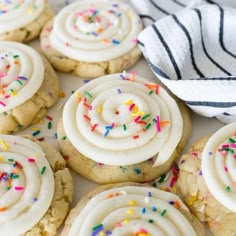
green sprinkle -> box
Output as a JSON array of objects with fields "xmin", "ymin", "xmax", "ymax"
[
  {"xmin": 158, "ymin": 174, "xmax": 166, "ymax": 183},
  {"xmin": 3, "ymin": 112, "xmax": 8, "ymax": 116},
  {"xmin": 229, "ymin": 137, "xmax": 236, "ymax": 143},
  {"xmin": 13, "ymin": 175, "xmax": 19, "ymax": 179},
  {"xmin": 148, "ymin": 219, "xmax": 154, "ymax": 223},
  {"xmin": 13, "ymin": 55, "xmax": 19, "ymax": 58},
  {"xmin": 40, "ymin": 166, "xmax": 46, "ymax": 175},
  {"xmin": 226, "ymin": 186, "xmax": 231, "ymax": 192},
  {"xmin": 54, "ymin": 133, "xmax": 58, "ymax": 139},
  {"xmin": 142, "ymin": 114, "xmax": 151, "ymax": 120},
  {"xmin": 84, "ymin": 91, "xmax": 92, "ymax": 98},
  {"xmin": 6, "ymin": 186, "xmax": 10, "ymax": 191},
  {"xmin": 161, "ymin": 209, "xmax": 167, "ymax": 216},
  {"xmin": 145, "ymin": 123, "xmax": 152, "ymax": 130},
  {"xmin": 16, "ymin": 80, "xmax": 23, "ymax": 86},
  {"xmin": 148, "ymin": 90, "xmax": 154, "ymax": 95},
  {"xmin": 120, "ymin": 166, "xmax": 128, "ymax": 173},
  {"xmin": 16, "ymin": 124, "xmax": 23, "ymax": 129},
  {"xmin": 61, "ymin": 136, "xmax": 67, "ymax": 140},
  {"xmin": 8, "ymin": 159, "xmax": 14, "ymax": 162},
  {"xmin": 92, "ymin": 223, "xmax": 103, "ymax": 231},
  {"xmin": 133, "ymin": 168, "xmax": 141, "ymax": 174},
  {"xmin": 229, "ymin": 149, "xmax": 235, "ymax": 154},
  {"xmin": 221, "ymin": 148, "xmax": 229, "ymax": 151},
  {"xmin": 152, "ymin": 182, "xmax": 157, "ymax": 187},
  {"xmin": 123, "ymin": 124, "xmax": 127, "ymax": 131},
  {"xmin": 48, "ymin": 122, "xmax": 52, "ymax": 130},
  {"xmin": 10, "ymin": 89, "xmax": 15, "ymax": 93}
]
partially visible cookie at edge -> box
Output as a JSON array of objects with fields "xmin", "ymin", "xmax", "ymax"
[
  {"xmin": 0, "ymin": 135, "xmax": 73, "ymax": 236},
  {"xmin": 0, "ymin": 1, "xmax": 53, "ymax": 43},
  {"xmin": 0, "ymin": 41, "xmax": 60, "ymax": 134},
  {"xmin": 61, "ymin": 182, "xmax": 204, "ymax": 236},
  {"xmin": 177, "ymin": 122, "xmax": 236, "ymax": 236}
]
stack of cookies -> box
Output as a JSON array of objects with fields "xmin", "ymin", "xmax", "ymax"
[{"xmin": 0, "ymin": 0, "xmax": 232, "ymax": 236}]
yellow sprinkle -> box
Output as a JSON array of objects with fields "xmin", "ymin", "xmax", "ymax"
[
  {"xmin": 123, "ymin": 219, "xmax": 129, "ymax": 224},
  {"xmin": 126, "ymin": 208, "xmax": 134, "ymax": 214},
  {"xmin": 28, "ymin": 6, "xmax": 33, "ymax": 14},
  {"xmin": 38, "ymin": 120, "xmax": 44, "ymax": 124},
  {"xmin": 133, "ymin": 105, "xmax": 139, "ymax": 113},
  {"xmin": 127, "ymin": 11, "xmax": 132, "ymax": 19},
  {"xmin": 32, "ymin": 127, "xmax": 40, "ymax": 131},
  {"xmin": 172, "ymin": 187, "xmax": 177, "ymax": 194},
  {"xmin": 131, "ymin": 111, "xmax": 145, "ymax": 117},
  {"xmin": 0, "ymin": 156, "xmax": 3, "ymax": 162},
  {"xmin": 129, "ymin": 200, "xmax": 136, "ymax": 206},
  {"xmin": 0, "ymin": 140, "xmax": 9, "ymax": 151},
  {"xmin": 10, "ymin": 91, "xmax": 16, "ymax": 96},
  {"xmin": 125, "ymin": 100, "xmax": 133, "ymax": 106},
  {"xmin": 186, "ymin": 195, "xmax": 197, "ymax": 206},
  {"xmin": 98, "ymin": 106, "xmax": 103, "ymax": 113},
  {"xmin": 99, "ymin": 231, "xmax": 105, "ymax": 236}
]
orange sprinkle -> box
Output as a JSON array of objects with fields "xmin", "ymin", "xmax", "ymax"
[
  {"xmin": 102, "ymin": 38, "xmax": 110, "ymax": 43},
  {"xmin": 59, "ymin": 91, "xmax": 66, "ymax": 98},
  {"xmin": 174, "ymin": 200, "xmax": 181, "ymax": 209},
  {"xmin": 160, "ymin": 121, "xmax": 170, "ymax": 127},
  {"xmin": 14, "ymin": 61, "xmax": 19, "ymax": 64},
  {"xmin": 0, "ymin": 207, "xmax": 7, "ymax": 212}
]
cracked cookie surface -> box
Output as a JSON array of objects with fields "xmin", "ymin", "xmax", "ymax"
[
  {"xmin": 0, "ymin": 56, "xmax": 59, "ymax": 134},
  {"xmin": 24, "ymin": 139, "xmax": 73, "ymax": 236},
  {"xmin": 177, "ymin": 135, "xmax": 236, "ymax": 236}
]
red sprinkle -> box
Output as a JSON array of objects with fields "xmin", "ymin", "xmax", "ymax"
[
  {"xmin": 46, "ymin": 115, "xmax": 53, "ymax": 121},
  {"xmin": 133, "ymin": 135, "xmax": 139, "ymax": 139}
]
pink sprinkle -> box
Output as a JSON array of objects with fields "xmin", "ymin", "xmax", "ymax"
[
  {"xmin": 28, "ymin": 158, "xmax": 35, "ymax": 163},
  {"xmin": 90, "ymin": 123, "xmax": 98, "ymax": 132},
  {"xmin": 0, "ymin": 72, "xmax": 7, "ymax": 78},
  {"xmin": 4, "ymin": 95, "xmax": 10, "ymax": 99},
  {"xmin": 170, "ymin": 176, "xmax": 177, "ymax": 188},
  {"xmin": 156, "ymin": 116, "xmax": 161, "ymax": 132},
  {"xmin": 134, "ymin": 116, "xmax": 141, "ymax": 123},
  {"xmin": 111, "ymin": 122, "xmax": 115, "ymax": 128},
  {"xmin": 45, "ymin": 27, "xmax": 52, "ymax": 32},
  {"xmin": 15, "ymin": 186, "xmax": 24, "ymax": 191},
  {"xmin": 96, "ymin": 16, "xmax": 101, "ymax": 22},
  {"xmin": 115, "ymin": 222, "xmax": 122, "ymax": 227},
  {"xmin": 231, "ymin": 144, "xmax": 236, "ymax": 148},
  {"xmin": 224, "ymin": 166, "xmax": 228, "ymax": 172},
  {"xmin": 192, "ymin": 152, "xmax": 198, "ymax": 157},
  {"xmin": 129, "ymin": 103, "xmax": 135, "ymax": 111},
  {"xmin": 222, "ymin": 144, "xmax": 229, "ymax": 148},
  {"xmin": 66, "ymin": 42, "xmax": 70, "ymax": 47},
  {"xmin": 89, "ymin": 8, "xmax": 95, "ymax": 13},
  {"xmin": 0, "ymin": 101, "xmax": 6, "ymax": 107},
  {"xmin": 132, "ymin": 38, "xmax": 138, "ymax": 43}
]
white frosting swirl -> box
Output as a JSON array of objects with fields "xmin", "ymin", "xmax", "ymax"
[
  {"xmin": 0, "ymin": 135, "xmax": 54, "ymax": 235},
  {"xmin": 49, "ymin": 0, "xmax": 142, "ymax": 62},
  {"xmin": 0, "ymin": 0, "xmax": 45, "ymax": 34},
  {"xmin": 68, "ymin": 186, "xmax": 197, "ymax": 236},
  {"xmin": 202, "ymin": 122, "xmax": 236, "ymax": 211},
  {"xmin": 63, "ymin": 73, "xmax": 183, "ymax": 167},
  {"xmin": 0, "ymin": 41, "xmax": 44, "ymax": 112}
]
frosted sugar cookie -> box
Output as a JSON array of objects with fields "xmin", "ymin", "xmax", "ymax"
[
  {"xmin": 0, "ymin": 135, "xmax": 73, "ymax": 236},
  {"xmin": 0, "ymin": 0, "xmax": 53, "ymax": 43},
  {"xmin": 40, "ymin": 0, "xmax": 142, "ymax": 78},
  {"xmin": 0, "ymin": 41, "xmax": 59, "ymax": 134},
  {"xmin": 177, "ymin": 122, "xmax": 236, "ymax": 236},
  {"xmin": 62, "ymin": 183, "xmax": 204, "ymax": 236},
  {"xmin": 57, "ymin": 72, "xmax": 191, "ymax": 184}
]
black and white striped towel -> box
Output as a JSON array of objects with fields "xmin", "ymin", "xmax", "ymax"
[{"xmin": 131, "ymin": 0, "xmax": 236, "ymax": 123}]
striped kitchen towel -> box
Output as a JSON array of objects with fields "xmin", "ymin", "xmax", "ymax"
[{"xmin": 131, "ymin": 0, "xmax": 236, "ymax": 123}]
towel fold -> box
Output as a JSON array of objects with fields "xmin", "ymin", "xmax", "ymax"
[{"xmin": 131, "ymin": 0, "xmax": 236, "ymax": 123}]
